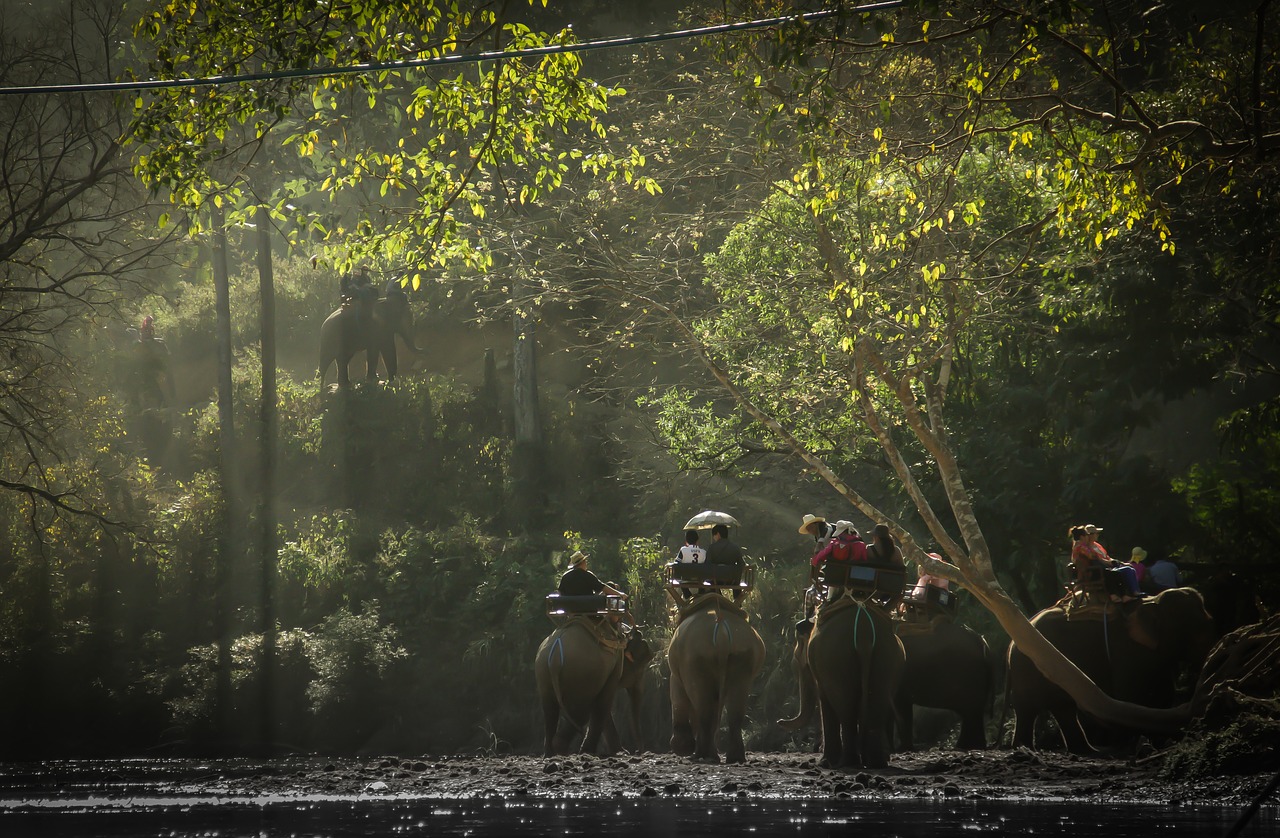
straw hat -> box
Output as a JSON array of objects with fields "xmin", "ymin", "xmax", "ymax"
[
  {"xmin": 798, "ymin": 513, "xmax": 826, "ymax": 534},
  {"xmin": 566, "ymin": 550, "xmax": 589, "ymax": 570},
  {"xmin": 1131, "ymin": 546, "xmax": 1148, "ymax": 562}
]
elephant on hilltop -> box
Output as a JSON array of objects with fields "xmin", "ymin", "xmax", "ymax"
[
  {"xmin": 667, "ymin": 593, "xmax": 765, "ymax": 764},
  {"xmin": 318, "ymin": 278, "xmax": 419, "ymax": 388},
  {"xmin": 1007, "ymin": 586, "xmax": 1217, "ymax": 753}
]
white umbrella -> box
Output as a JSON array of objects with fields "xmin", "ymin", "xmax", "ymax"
[{"xmin": 683, "ymin": 510, "xmax": 741, "ymax": 530}]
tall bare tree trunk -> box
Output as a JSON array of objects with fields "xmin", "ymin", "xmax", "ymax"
[
  {"xmin": 511, "ymin": 275, "xmax": 546, "ymax": 532},
  {"xmin": 255, "ymin": 205, "xmax": 278, "ymax": 751},
  {"xmin": 211, "ymin": 202, "xmax": 236, "ymax": 742}
]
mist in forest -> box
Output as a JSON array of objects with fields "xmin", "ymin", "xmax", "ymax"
[{"xmin": 1, "ymin": 0, "xmax": 1277, "ymax": 765}]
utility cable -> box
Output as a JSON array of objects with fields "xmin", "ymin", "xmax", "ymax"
[{"xmin": 0, "ymin": 2, "xmax": 903, "ymax": 97}]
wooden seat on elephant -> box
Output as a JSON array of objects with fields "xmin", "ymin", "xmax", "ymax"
[
  {"xmin": 545, "ymin": 592, "xmax": 627, "ymax": 622},
  {"xmin": 664, "ymin": 562, "xmax": 755, "ymax": 596},
  {"xmin": 1066, "ymin": 562, "xmax": 1129, "ymax": 604},
  {"xmin": 673, "ymin": 591, "xmax": 748, "ymax": 626},
  {"xmin": 819, "ymin": 562, "xmax": 904, "ymax": 603},
  {"xmin": 899, "ymin": 584, "xmax": 957, "ymax": 626}
]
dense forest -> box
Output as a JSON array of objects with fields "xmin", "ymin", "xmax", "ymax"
[{"xmin": 0, "ymin": 0, "xmax": 1277, "ymax": 763}]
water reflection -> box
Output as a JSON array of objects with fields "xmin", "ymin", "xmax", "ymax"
[{"xmin": 1, "ymin": 797, "xmax": 1272, "ymax": 838}]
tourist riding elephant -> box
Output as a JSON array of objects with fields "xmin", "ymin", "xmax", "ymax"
[
  {"xmin": 895, "ymin": 621, "xmax": 995, "ymax": 750},
  {"xmin": 806, "ymin": 597, "xmax": 904, "ymax": 768},
  {"xmin": 535, "ymin": 620, "xmax": 648, "ymax": 756},
  {"xmin": 1008, "ymin": 586, "xmax": 1218, "ymax": 753},
  {"xmin": 667, "ymin": 593, "xmax": 765, "ymax": 764},
  {"xmin": 318, "ymin": 279, "xmax": 420, "ymax": 388}
]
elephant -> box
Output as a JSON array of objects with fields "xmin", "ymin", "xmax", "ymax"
[
  {"xmin": 535, "ymin": 619, "xmax": 648, "ymax": 756},
  {"xmin": 779, "ymin": 617, "xmax": 993, "ymax": 752},
  {"xmin": 1007, "ymin": 586, "xmax": 1218, "ymax": 753},
  {"xmin": 318, "ymin": 279, "xmax": 419, "ymax": 388},
  {"xmin": 603, "ymin": 627, "xmax": 657, "ymax": 753},
  {"xmin": 667, "ymin": 593, "xmax": 765, "ymax": 764},
  {"xmin": 806, "ymin": 596, "xmax": 904, "ymax": 768},
  {"xmin": 895, "ymin": 620, "xmax": 994, "ymax": 750}
]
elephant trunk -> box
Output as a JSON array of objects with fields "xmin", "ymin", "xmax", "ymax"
[{"xmin": 777, "ymin": 633, "xmax": 816, "ymax": 731}]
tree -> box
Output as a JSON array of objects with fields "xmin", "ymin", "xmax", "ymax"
[
  {"xmin": 0, "ymin": 0, "xmax": 174, "ymax": 517},
  {"xmin": 609, "ymin": 0, "xmax": 1280, "ymax": 733}
]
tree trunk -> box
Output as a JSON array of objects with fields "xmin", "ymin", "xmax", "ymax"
[
  {"xmin": 661, "ymin": 297, "xmax": 1193, "ymax": 736},
  {"xmin": 210, "ymin": 201, "xmax": 236, "ymax": 743},
  {"xmin": 255, "ymin": 205, "xmax": 278, "ymax": 751},
  {"xmin": 510, "ymin": 278, "xmax": 546, "ymax": 532}
]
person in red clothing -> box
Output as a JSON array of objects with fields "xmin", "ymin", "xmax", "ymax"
[
  {"xmin": 1070, "ymin": 524, "xmax": 1142, "ymax": 600},
  {"xmin": 810, "ymin": 521, "xmax": 867, "ymax": 583}
]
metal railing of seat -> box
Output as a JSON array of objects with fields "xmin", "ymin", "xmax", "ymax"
[
  {"xmin": 900, "ymin": 583, "xmax": 958, "ymax": 619},
  {"xmin": 663, "ymin": 562, "xmax": 756, "ymax": 593},
  {"xmin": 544, "ymin": 592, "xmax": 628, "ymax": 619},
  {"xmin": 817, "ymin": 562, "xmax": 905, "ymax": 600}
]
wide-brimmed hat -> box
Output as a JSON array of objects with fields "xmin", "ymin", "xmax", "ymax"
[
  {"xmin": 798, "ymin": 513, "xmax": 826, "ymax": 534},
  {"xmin": 833, "ymin": 520, "xmax": 858, "ymax": 537},
  {"xmin": 567, "ymin": 550, "xmax": 589, "ymax": 569},
  {"xmin": 1084, "ymin": 523, "xmax": 1103, "ymax": 535},
  {"xmin": 1131, "ymin": 546, "xmax": 1148, "ymax": 562}
]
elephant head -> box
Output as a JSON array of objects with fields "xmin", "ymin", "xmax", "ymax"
[{"xmin": 1125, "ymin": 587, "xmax": 1218, "ymax": 675}]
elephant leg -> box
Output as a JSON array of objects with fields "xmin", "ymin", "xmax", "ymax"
[
  {"xmin": 817, "ymin": 694, "xmax": 843, "ymax": 768},
  {"xmin": 1012, "ymin": 705, "xmax": 1038, "ymax": 750},
  {"xmin": 337, "ymin": 354, "xmax": 352, "ymax": 388},
  {"xmin": 957, "ymin": 706, "xmax": 988, "ymax": 750},
  {"xmin": 1050, "ymin": 707, "xmax": 1095, "ymax": 754},
  {"xmin": 626, "ymin": 684, "xmax": 646, "ymax": 753},
  {"xmin": 669, "ymin": 666, "xmax": 695, "ymax": 757},
  {"xmin": 893, "ymin": 692, "xmax": 915, "ymax": 752},
  {"xmin": 599, "ymin": 709, "xmax": 623, "ymax": 755},
  {"xmin": 541, "ymin": 696, "xmax": 561, "ymax": 757},
  {"xmin": 722, "ymin": 663, "xmax": 752, "ymax": 764},
  {"xmin": 692, "ymin": 681, "xmax": 722, "ymax": 763},
  {"xmin": 860, "ymin": 687, "xmax": 895, "ymax": 769},
  {"xmin": 582, "ymin": 686, "xmax": 618, "ymax": 755},
  {"xmin": 382, "ymin": 338, "xmax": 398, "ymax": 380},
  {"xmin": 837, "ymin": 701, "xmax": 861, "ymax": 769}
]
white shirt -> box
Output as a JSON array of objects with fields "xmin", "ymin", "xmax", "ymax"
[{"xmin": 677, "ymin": 544, "xmax": 707, "ymax": 563}]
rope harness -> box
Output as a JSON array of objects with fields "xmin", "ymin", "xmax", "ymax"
[
  {"xmin": 815, "ymin": 594, "xmax": 889, "ymax": 650},
  {"xmin": 546, "ymin": 615, "xmax": 627, "ymax": 668}
]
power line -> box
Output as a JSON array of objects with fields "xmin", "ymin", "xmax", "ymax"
[{"xmin": 0, "ymin": 2, "xmax": 903, "ymax": 97}]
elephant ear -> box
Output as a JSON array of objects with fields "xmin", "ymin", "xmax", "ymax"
[{"xmin": 1127, "ymin": 605, "xmax": 1160, "ymax": 650}]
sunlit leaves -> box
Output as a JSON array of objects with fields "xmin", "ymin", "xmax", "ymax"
[{"xmin": 130, "ymin": 0, "xmax": 643, "ymax": 275}]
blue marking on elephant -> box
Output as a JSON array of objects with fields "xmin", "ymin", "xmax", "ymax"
[
  {"xmin": 548, "ymin": 635, "xmax": 565, "ymax": 667},
  {"xmin": 852, "ymin": 601, "xmax": 877, "ymax": 650},
  {"xmin": 712, "ymin": 620, "xmax": 733, "ymax": 647}
]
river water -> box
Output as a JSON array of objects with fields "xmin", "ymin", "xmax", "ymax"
[{"xmin": 2, "ymin": 795, "xmax": 1274, "ymax": 837}]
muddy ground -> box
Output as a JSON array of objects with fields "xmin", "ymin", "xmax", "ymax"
[{"xmin": 1, "ymin": 748, "xmax": 1275, "ymax": 808}]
